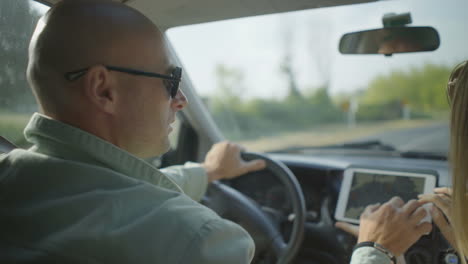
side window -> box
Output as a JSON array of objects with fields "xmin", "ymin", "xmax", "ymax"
[
  {"xmin": 0, "ymin": 0, "xmax": 48, "ymax": 147},
  {"xmin": 157, "ymin": 114, "xmax": 199, "ymax": 168}
]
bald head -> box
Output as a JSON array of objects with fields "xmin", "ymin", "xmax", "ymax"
[
  {"xmin": 27, "ymin": 0, "xmax": 164, "ymax": 115},
  {"xmin": 27, "ymin": 0, "xmax": 188, "ymax": 158}
]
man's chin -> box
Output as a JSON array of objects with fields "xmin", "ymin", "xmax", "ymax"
[
  {"xmin": 154, "ymin": 139, "xmax": 172, "ymax": 157},
  {"xmin": 138, "ymin": 139, "xmax": 171, "ymax": 159},
  {"xmin": 161, "ymin": 140, "xmax": 172, "ymax": 154}
]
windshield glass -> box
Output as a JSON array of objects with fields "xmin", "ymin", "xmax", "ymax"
[
  {"xmin": 168, "ymin": 0, "xmax": 466, "ymax": 155},
  {"xmin": 0, "ymin": 0, "xmax": 49, "ymax": 148}
]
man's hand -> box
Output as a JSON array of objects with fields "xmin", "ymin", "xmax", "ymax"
[
  {"xmin": 202, "ymin": 141, "xmax": 266, "ymax": 182},
  {"xmin": 419, "ymin": 187, "xmax": 456, "ymax": 248},
  {"xmin": 336, "ymin": 218, "xmax": 408, "ymax": 264},
  {"xmin": 357, "ymin": 197, "xmax": 432, "ymax": 256}
]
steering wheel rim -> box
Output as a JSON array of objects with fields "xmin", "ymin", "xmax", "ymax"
[{"xmin": 203, "ymin": 152, "xmax": 306, "ymax": 264}]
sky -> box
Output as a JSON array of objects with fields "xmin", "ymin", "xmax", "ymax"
[
  {"xmin": 30, "ymin": 1, "xmax": 48, "ymax": 13},
  {"xmin": 167, "ymin": 0, "xmax": 468, "ymax": 99},
  {"xmin": 29, "ymin": 0, "xmax": 468, "ymax": 100}
]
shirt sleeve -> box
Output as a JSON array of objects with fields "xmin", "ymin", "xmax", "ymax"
[
  {"xmin": 350, "ymin": 247, "xmax": 392, "ymax": 264},
  {"xmin": 161, "ymin": 162, "xmax": 208, "ymax": 202},
  {"xmin": 178, "ymin": 219, "xmax": 255, "ymax": 264}
]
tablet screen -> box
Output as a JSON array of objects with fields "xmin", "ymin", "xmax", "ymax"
[{"xmin": 345, "ymin": 172, "xmax": 425, "ymax": 220}]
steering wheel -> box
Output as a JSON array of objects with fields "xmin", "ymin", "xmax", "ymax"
[{"xmin": 202, "ymin": 152, "xmax": 306, "ymax": 264}]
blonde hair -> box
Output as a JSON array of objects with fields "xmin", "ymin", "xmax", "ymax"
[{"xmin": 447, "ymin": 60, "xmax": 468, "ymax": 262}]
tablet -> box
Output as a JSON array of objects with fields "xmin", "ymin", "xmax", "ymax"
[{"xmin": 335, "ymin": 167, "xmax": 437, "ymax": 224}]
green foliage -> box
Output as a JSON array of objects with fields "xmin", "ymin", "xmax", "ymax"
[
  {"xmin": 207, "ymin": 63, "xmax": 452, "ymax": 141},
  {"xmin": 356, "ymin": 100, "xmax": 430, "ymax": 121},
  {"xmin": 362, "ymin": 63, "xmax": 451, "ymax": 112},
  {"xmin": 207, "ymin": 85, "xmax": 342, "ymax": 140},
  {"xmin": 356, "ymin": 63, "xmax": 452, "ymax": 121}
]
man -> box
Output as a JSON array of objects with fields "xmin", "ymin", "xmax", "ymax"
[
  {"xmin": 0, "ymin": 0, "xmax": 265, "ymax": 263},
  {"xmin": 0, "ymin": 0, "xmax": 432, "ymax": 263}
]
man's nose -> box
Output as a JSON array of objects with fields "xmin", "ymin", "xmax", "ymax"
[{"xmin": 171, "ymin": 89, "xmax": 188, "ymax": 111}]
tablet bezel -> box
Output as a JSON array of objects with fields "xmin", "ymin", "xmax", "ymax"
[{"xmin": 335, "ymin": 168, "xmax": 437, "ymax": 224}]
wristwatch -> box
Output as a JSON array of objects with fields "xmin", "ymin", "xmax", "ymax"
[{"xmin": 353, "ymin": 241, "xmax": 397, "ymax": 264}]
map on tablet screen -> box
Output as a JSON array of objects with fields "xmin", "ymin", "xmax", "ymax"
[{"xmin": 335, "ymin": 168, "xmax": 436, "ymax": 224}]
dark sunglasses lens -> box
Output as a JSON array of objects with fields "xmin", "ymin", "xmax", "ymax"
[
  {"xmin": 173, "ymin": 67, "xmax": 182, "ymax": 78},
  {"xmin": 162, "ymin": 80, "xmax": 174, "ymax": 98},
  {"xmin": 172, "ymin": 81, "xmax": 179, "ymax": 98},
  {"xmin": 168, "ymin": 81, "xmax": 178, "ymax": 98},
  {"xmin": 170, "ymin": 67, "xmax": 182, "ymax": 98}
]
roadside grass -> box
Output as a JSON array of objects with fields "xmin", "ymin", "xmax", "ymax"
[
  {"xmin": 0, "ymin": 112, "xmax": 449, "ymax": 153},
  {"xmin": 0, "ymin": 112, "xmax": 32, "ymax": 148},
  {"xmin": 238, "ymin": 119, "xmax": 448, "ymax": 152}
]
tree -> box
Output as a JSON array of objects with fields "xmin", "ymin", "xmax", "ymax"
[
  {"xmin": 279, "ymin": 23, "xmax": 302, "ymax": 100},
  {"xmin": 280, "ymin": 54, "xmax": 302, "ymax": 100}
]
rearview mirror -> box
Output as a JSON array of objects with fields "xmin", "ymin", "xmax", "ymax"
[{"xmin": 339, "ymin": 27, "xmax": 440, "ymax": 56}]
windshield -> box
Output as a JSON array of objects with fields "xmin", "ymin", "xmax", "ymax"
[{"xmin": 168, "ymin": 0, "xmax": 466, "ymax": 155}]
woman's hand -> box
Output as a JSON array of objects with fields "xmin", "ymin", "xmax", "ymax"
[{"xmin": 418, "ymin": 187, "xmax": 456, "ymax": 247}]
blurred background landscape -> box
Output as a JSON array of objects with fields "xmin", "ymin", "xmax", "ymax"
[{"xmin": 0, "ymin": 0, "xmax": 460, "ymax": 153}]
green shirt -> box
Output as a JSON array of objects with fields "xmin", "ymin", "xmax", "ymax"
[
  {"xmin": 351, "ymin": 247, "xmax": 392, "ymax": 264},
  {"xmin": 0, "ymin": 113, "xmax": 255, "ymax": 263}
]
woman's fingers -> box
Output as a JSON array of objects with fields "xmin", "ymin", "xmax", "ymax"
[
  {"xmin": 418, "ymin": 192, "xmax": 456, "ymax": 247},
  {"xmin": 418, "ymin": 194, "xmax": 451, "ymax": 217},
  {"xmin": 431, "ymin": 206, "xmax": 456, "ymax": 247},
  {"xmin": 434, "ymin": 187, "xmax": 452, "ymax": 197},
  {"xmin": 431, "ymin": 206, "xmax": 450, "ymax": 230}
]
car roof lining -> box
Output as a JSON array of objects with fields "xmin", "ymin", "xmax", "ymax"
[{"xmin": 36, "ymin": 0, "xmax": 378, "ymax": 30}]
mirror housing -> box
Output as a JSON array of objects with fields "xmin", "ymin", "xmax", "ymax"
[{"xmin": 339, "ymin": 26, "xmax": 440, "ymax": 56}]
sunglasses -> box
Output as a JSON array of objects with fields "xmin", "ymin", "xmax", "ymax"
[{"xmin": 65, "ymin": 65, "xmax": 182, "ymax": 98}]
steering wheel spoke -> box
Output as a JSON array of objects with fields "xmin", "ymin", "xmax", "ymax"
[{"xmin": 203, "ymin": 152, "xmax": 306, "ymax": 264}]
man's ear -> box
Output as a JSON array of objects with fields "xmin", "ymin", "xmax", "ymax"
[{"xmin": 82, "ymin": 65, "xmax": 118, "ymax": 114}]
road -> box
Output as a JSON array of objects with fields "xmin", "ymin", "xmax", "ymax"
[
  {"xmin": 240, "ymin": 120, "xmax": 449, "ymax": 153},
  {"xmin": 359, "ymin": 122, "xmax": 449, "ymax": 154}
]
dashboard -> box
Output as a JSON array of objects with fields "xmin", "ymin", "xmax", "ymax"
[
  {"xmin": 229, "ymin": 164, "xmax": 332, "ymax": 223},
  {"xmin": 227, "ymin": 152, "xmax": 453, "ymax": 264}
]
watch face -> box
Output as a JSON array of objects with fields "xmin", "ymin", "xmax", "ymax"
[{"xmin": 444, "ymin": 253, "xmax": 459, "ymax": 264}]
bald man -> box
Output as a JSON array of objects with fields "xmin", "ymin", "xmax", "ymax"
[{"xmin": 0, "ymin": 0, "xmax": 266, "ymax": 263}]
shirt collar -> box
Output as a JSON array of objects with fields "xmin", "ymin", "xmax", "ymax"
[{"xmin": 24, "ymin": 113, "xmax": 183, "ymax": 193}]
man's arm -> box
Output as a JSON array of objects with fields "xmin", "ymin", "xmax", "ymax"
[
  {"xmin": 177, "ymin": 218, "xmax": 255, "ymax": 264},
  {"xmin": 162, "ymin": 141, "xmax": 266, "ymax": 201},
  {"xmin": 335, "ymin": 222, "xmax": 393, "ymax": 264},
  {"xmin": 351, "ymin": 247, "xmax": 393, "ymax": 264},
  {"xmin": 161, "ymin": 162, "xmax": 208, "ymax": 201}
]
